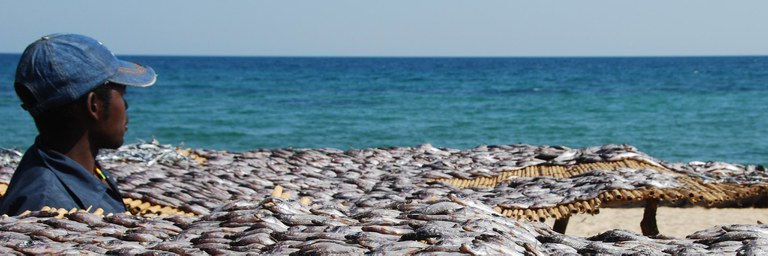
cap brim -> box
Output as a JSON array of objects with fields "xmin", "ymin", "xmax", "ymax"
[{"xmin": 108, "ymin": 60, "xmax": 157, "ymax": 87}]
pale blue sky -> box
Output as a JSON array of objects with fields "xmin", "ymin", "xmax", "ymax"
[{"xmin": 1, "ymin": 1, "xmax": 767, "ymax": 57}]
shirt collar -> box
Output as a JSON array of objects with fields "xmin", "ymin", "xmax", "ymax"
[{"xmin": 32, "ymin": 140, "xmax": 114, "ymax": 210}]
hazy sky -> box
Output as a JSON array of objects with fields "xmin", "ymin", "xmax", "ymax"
[{"xmin": 1, "ymin": 1, "xmax": 767, "ymax": 57}]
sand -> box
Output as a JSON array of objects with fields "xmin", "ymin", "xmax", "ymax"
[{"xmin": 545, "ymin": 207, "xmax": 768, "ymax": 238}]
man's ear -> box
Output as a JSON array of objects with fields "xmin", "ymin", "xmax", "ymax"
[{"xmin": 85, "ymin": 91, "xmax": 101, "ymax": 121}]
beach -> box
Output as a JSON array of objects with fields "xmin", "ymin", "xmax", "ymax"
[{"xmin": 550, "ymin": 207, "xmax": 768, "ymax": 238}]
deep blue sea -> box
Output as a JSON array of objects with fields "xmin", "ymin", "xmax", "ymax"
[{"xmin": 1, "ymin": 55, "xmax": 766, "ymax": 165}]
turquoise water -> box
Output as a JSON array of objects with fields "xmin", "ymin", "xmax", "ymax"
[{"xmin": 1, "ymin": 55, "xmax": 766, "ymax": 165}]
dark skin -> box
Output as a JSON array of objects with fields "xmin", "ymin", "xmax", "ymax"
[{"xmin": 37, "ymin": 84, "xmax": 129, "ymax": 182}]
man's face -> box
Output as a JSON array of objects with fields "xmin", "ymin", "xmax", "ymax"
[{"xmin": 95, "ymin": 85, "xmax": 128, "ymax": 149}]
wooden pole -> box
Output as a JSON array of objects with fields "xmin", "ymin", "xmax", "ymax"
[
  {"xmin": 640, "ymin": 198, "xmax": 660, "ymax": 236},
  {"xmin": 553, "ymin": 216, "xmax": 570, "ymax": 234}
]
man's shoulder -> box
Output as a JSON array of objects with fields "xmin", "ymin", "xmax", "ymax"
[
  {"xmin": 0, "ymin": 164, "xmax": 73, "ymax": 215},
  {"xmin": 14, "ymin": 144, "xmax": 75, "ymax": 182},
  {"xmin": 9, "ymin": 164, "xmax": 67, "ymax": 195},
  {"xmin": 6, "ymin": 158, "xmax": 68, "ymax": 198},
  {"xmin": 12, "ymin": 164, "xmax": 60, "ymax": 183}
]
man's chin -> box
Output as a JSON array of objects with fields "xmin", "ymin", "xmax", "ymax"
[{"xmin": 103, "ymin": 139, "xmax": 125, "ymax": 150}]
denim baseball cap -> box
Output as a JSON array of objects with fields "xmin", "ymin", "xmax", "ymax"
[{"xmin": 15, "ymin": 33, "xmax": 156, "ymax": 116}]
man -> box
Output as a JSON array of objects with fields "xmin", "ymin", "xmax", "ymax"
[{"xmin": 0, "ymin": 34, "xmax": 156, "ymax": 215}]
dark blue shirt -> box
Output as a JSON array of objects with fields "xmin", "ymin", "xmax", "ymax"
[{"xmin": 0, "ymin": 139, "xmax": 126, "ymax": 215}]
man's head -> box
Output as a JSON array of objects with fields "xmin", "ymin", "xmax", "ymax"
[{"xmin": 14, "ymin": 34, "xmax": 156, "ymax": 149}]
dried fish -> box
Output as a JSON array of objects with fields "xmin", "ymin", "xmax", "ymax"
[
  {"xmin": 30, "ymin": 229, "xmax": 70, "ymax": 242},
  {"xmin": 0, "ymin": 222, "xmax": 47, "ymax": 233},
  {"xmin": 588, "ymin": 229, "xmax": 651, "ymax": 243},
  {"xmin": 415, "ymin": 201, "xmax": 464, "ymax": 215},
  {"xmin": 42, "ymin": 218, "xmax": 91, "ymax": 232},
  {"xmin": 295, "ymin": 240, "xmax": 367, "ymax": 255},
  {"xmin": 346, "ymin": 231, "xmax": 401, "ymax": 250},
  {"xmin": 276, "ymin": 213, "xmax": 331, "ymax": 226},
  {"xmin": 10, "ymin": 240, "xmax": 76, "ymax": 255},
  {"xmin": 66, "ymin": 212, "xmax": 105, "ymax": 226},
  {"xmin": 121, "ymin": 232, "xmax": 163, "ymax": 243},
  {"xmin": 226, "ymin": 232, "xmax": 272, "ymax": 247},
  {"xmin": 370, "ymin": 241, "xmax": 430, "ymax": 255},
  {"xmin": 361, "ymin": 225, "xmax": 411, "ymax": 236},
  {"xmin": 1, "ymin": 141, "xmax": 767, "ymax": 255}
]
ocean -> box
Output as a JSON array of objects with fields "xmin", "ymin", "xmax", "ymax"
[{"xmin": 1, "ymin": 55, "xmax": 766, "ymax": 165}]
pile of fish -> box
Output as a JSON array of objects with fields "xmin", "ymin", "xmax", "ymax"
[
  {"xmin": 4, "ymin": 196, "xmax": 768, "ymax": 255},
  {"xmin": 0, "ymin": 141, "xmax": 766, "ymax": 254},
  {"xmin": 0, "ymin": 148, "xmax": 21, "ymax": 196}
]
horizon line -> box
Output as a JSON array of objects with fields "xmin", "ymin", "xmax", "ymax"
[{"xmin": 0, "ymin": 52, "xmax": 766, "ymax": 59}]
